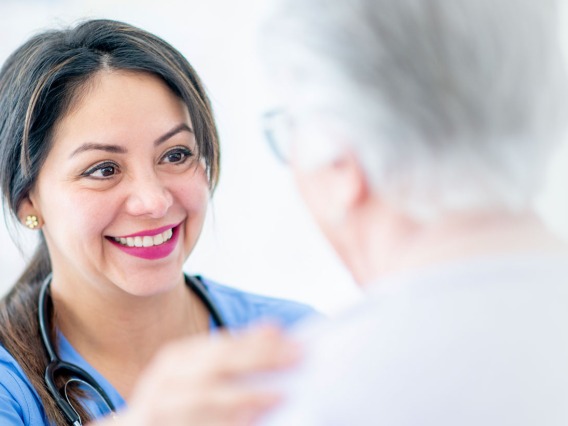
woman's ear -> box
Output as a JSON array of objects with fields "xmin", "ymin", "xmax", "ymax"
[{"xmin": 18, "ymin": 196, "xmax": 42, "ymax": 230}]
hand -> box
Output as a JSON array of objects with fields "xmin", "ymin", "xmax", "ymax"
[{"xmin": 97, "ymin": 325, "xmax": 301, "ymax": 426}]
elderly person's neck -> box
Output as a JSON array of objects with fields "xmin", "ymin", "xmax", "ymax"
[{"xmin": 347, "ymin": 206, "xmax": 566, "ymax": 286}]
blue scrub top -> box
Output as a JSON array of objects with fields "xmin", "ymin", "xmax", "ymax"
[{"xmin": 0, "ymin": 277, "xmax": 315, "ymax": 425}]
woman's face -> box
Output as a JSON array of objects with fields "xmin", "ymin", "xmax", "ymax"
[{"xmin": 27, "ymin": 70, "xmax": 209, "ymax": 296}]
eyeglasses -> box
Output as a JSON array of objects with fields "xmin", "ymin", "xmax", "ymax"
[{"xmin": 262, "ymin": 109, "xmax": 293, "ymax": 164}]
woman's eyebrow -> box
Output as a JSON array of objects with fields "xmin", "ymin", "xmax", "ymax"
[
  {"xmin": 68, "ymin": 124, "xmax": 194, "ymax": 158},
  {"xmin": 154, "ymin": 123, "xmax": 194, "ymax": 147},
  {"xmin": 69, "ymin": 143, "xmax": 126, "ymax": 158}
]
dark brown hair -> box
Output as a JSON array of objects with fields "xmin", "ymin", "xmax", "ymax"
[{"xmin": 0, "ymin": 19, "xmax": 220, "ymax": 424}]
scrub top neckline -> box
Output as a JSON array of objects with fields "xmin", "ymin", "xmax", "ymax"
[
  {"xmin": 57, "ymin": 332, "xmax": 126, "ymax": 411},
  {"xmin": 57, "ymin": 315, "xmax": 219, "ymax": 413}
]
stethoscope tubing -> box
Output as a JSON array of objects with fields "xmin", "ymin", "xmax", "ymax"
[{"xmin": 38, "ymin": 273, "xmax": 226, "ymax": 425}]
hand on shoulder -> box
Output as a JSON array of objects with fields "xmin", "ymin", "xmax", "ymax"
[{"xmin": 92, "ymin": 325, "xmax": 302, "ymax": 426}]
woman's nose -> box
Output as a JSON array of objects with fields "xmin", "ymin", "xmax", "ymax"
[{"xmin": 125, "ymin": 173, "xmax": 173, "ymax": 219}]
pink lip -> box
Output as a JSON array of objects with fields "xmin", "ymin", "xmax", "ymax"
[
  {"xmin": 107, "ymin": 225, "xmax": 181, "ymax": 260},
  {"xmin": 115, "ymin": 223, "xmax": 178, "ymax": 238}
]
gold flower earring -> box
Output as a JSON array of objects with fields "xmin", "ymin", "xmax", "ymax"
[{"xmin": 25, "ymin": 215, "xmax": 40, "ymax": 229}]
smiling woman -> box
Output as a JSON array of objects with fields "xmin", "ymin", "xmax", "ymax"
[
  {"xmin": 0, "ymin": 19, "xmax": 313, "ymax": 426},
  {"xmin": 31, "ymin": 70, "xmax": 211, "ymax": 298}
]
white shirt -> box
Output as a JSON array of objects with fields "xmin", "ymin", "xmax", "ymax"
[{"xmin": 261, "ymin": 253, "xmax": 568, "ymax": 425}]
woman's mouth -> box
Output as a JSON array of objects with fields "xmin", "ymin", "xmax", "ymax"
[
  {"xmin": 112, "ymin": 228, "xmax": 173, "ymax": 248},
  {"xmin": 107, "ymin": 224, "xmax": 180, "ymax": 260}
]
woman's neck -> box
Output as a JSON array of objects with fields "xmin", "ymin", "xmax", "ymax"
[{"xmin": 49, "ymin": 273, "xmax": 209, "ymax": 399}]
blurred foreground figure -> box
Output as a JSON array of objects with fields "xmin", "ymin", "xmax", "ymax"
[{"xmin": 259, "ymin": 0, "xmax": 568, "ymax": 424}]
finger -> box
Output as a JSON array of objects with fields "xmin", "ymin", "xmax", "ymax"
[
  {"xmin": 207, "ymin": 326, "xmax": 302, "ymax": 378},
  {"xmin": 204, "ymin": 385, "xmax": 282, "ymax": 424},
  {"xmin": 159, "ymin": 325, "xmax": 301, "ymax": 376},
  {"xmin": 141, "ymin": 325, "xmax": 302, "ymax": 397}
]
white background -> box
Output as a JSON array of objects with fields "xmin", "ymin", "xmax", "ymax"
[{"xmin": 0, "ymin": 0, "xmax": 567, "ymax": 314}]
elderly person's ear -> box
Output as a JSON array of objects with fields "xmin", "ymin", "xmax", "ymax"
[{"xmin": 293, "ymin": 148, "xmax": 370, "ymax": 226}]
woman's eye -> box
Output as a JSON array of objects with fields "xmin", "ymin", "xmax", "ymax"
[
  {"xmin": 82, "ymin": 162, "xmax": 119, "ymax": 179},
  {"xmin": 161, "ymin": 147, "xmax": 193, "ymax": 164}
]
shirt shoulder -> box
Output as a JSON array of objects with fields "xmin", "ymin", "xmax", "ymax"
[
  {"xmin": 262, "ymin": 256, "xmax": 568, "ymax": 425},
  {"xmin": 198, "ymin": 276, "xmax": 317, "ymax": 330},
  {"xmin": 0, "ymin": 345, "xmax": 49, "ymax": 425}
]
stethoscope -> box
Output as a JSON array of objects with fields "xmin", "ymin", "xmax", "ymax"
[{"xmin": 38, "ymin": 273, "xmax": 226, "ymax": 426}]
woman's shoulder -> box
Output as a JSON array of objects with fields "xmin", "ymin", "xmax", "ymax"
[
  {"xmin": 198, "ymin": 276, "xmax": 317, "ymax": 330},
  {"xmin": 0, "ymin": 345, "xmax": 48, "ymax": 425}
]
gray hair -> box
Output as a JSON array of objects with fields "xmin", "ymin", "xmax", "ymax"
[{"xmin": 261, "ymin": 0, "xmax": 568, "ymax": 221}]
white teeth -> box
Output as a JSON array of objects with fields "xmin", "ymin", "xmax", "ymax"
[{"xmin": 114, "ymin": 228, "xmax": 174, "ymax": 248}]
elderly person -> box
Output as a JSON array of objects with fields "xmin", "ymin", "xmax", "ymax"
[{"xmin": 258, "ymin": 0, "xmax": 568, "ymax": 424}]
